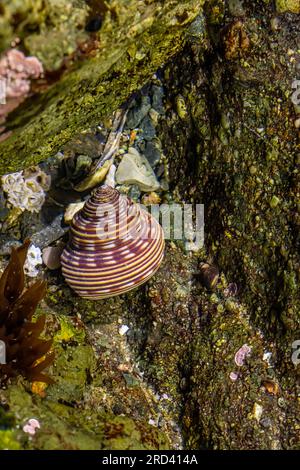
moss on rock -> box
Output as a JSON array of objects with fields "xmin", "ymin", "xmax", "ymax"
[
  {"xmin": 275, "ymin": 0, "xmax": 300, "ymax": 13},
  {"xmin": 0, "ymin": 0, "xmax": 205, "ymax": 175},
  {"xmin": 0, "ymin": 312, "xmax": 170, "ymax": 450}
]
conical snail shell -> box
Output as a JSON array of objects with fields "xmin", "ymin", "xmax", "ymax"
[{"xmin": 61, "ymin": 185, "xmax": 165, "ymax": 299}]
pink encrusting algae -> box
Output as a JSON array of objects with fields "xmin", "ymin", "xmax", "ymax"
[
  {"xmin": 234, "ymin": 344, "xmax": 252, "ymax": 367},
  {"xmin": 23, "ymin": 418, "xmax": 41, "ymax": 435},
  {"xmin": 0, "ymin": 49, "xmax": 44, "ymax": 139}
]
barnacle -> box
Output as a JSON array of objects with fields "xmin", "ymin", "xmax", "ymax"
[
  {"xmin": 0, "ymin": 240, "xmax": 54, "ymax": 385},
  {"xmin": 1, "ymin": 166, "xmax": 50, "ymax": 213}
]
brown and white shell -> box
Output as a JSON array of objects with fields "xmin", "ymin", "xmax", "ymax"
[{"xmin": 61, "ymin": 185, "xmax": 165, "ymax": 299}]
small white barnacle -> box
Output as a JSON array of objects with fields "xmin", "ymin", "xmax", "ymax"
[{"xmin": 1, "ymin": 167, "xmax": 50, "ymax": 213}]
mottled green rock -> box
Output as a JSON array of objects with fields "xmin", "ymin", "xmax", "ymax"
[
  {"xmin": 0, "ymin": 313, "xmax": 170, "ymax": 450},
  {"xmin": 0, "ymin": 0, "xmax": 205, "ymax": 175},
  {"xmin": 275, "ymin": 0, "xmax": 300, "ymax": 13},
  {"xmin": 0, "ymin": 430, "xmax": 20, "ymax": 450},
  {"xmin": 0, "ymin": 0, "xmax": 89, "ymax": 69},
  {"xmin": 154, "ymin": 0, "xmax": 299, "ymax": 449}
]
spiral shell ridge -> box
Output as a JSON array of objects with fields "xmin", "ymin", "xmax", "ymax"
[{"xmin": 61, "ymin": 185, "xmax": 165, "ymax": 299}]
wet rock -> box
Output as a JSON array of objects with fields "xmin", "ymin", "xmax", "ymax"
[
  {"xmin": 126, "ymin": 96, "xmax": 151, "ymax": 129},
  {"xmin": 28, "ymin": 214, "xmax": 68, "ymax": 250},
  {"xmin": 159, "ymin": 179, "xmax": 169, "ymax": 191},
  {"xmin": 72, "ymin": 155, "xmax": 93, "ymax": 179},
  {"xmin": 128, "ymin": 184, "xmax": 141, "ymax": 201},
  {"xmin": 63, "ymin": 133, "xmax": 106, "ymax": 160},
  {"xmin": 0, "ymin": 49, "xmax": 44, "ymax": 129},
  {"xmin": 260, "ymin": 418, "xmax": 273, "ymax": 429},
  {"xmin": 0, "ymin": 190, "xmax": 9, "ymax": 221},
  {"xmin": 140, "ymin": 115, "xmax": 157, "ymax": 141},
  {"xmin": 116, "ymin": 147, "xmax": 160, "ymax": 192},
  {"xmin": 228, "ymin": 0, "xmax": 245, "ymax": 17},
  {"xmin": 154, "ymin": 0, "xmax": 299, "ymax": 450},
  {"xmin": 151, "ymin": 85, "xmax": 165, "ymax": 115},
  {"xmin": 42, "ymin": 244, "xmax": 65, "ymax": 270},
  {"xmin": 0, "ymin": 237, "xmax": 22, "ymax": 256},
  {"xmin": 20, "ymin": 212, "xmax": 46, "ymax": 239},
  {"xmin": 143, "ymin": 140, "xmax": 162, "ymax": 167},
  {"xmin": 187, "ymin": 14, "xmax": 207, "ymax": 39},
  {"xmin": 275, "ymin": 0, "xmax": 300, "ymax": 13}
]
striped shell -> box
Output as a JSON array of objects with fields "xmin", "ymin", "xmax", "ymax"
[{"xmin": 61, "ymin": 185, "xmax": 165, "ymax": 299}]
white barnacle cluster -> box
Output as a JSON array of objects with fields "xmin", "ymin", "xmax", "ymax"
[
  {"xmin": 1, "ymin": 166, "xmax": 51, "ymax": 213},
  {"xmin": 24, "ymin": 244, "xmax": 43, "ymax": 278}
]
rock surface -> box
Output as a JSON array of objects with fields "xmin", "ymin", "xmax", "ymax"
[
  {"xmin": 0, "ymin": 0, "xmax": 299, "ymax": 451},
  {"xmin": 116, "ymin": 147, "xmax": 160, "ymax": 192},
  {"xmin": 0, "ymin": 0, "xmax": 205, "ymax": 174}
]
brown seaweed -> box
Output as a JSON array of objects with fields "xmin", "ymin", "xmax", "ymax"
[{"xmin": 0, "ymin": 240, "xmax": 54, "ymax": 385}]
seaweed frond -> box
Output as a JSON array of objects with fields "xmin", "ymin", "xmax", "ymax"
[{"xmin": 0, "ymin": 240, "xmax": 54, "ymax": 385}]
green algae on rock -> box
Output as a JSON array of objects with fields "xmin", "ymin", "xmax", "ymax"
[
  {"xmin": 0, "ymin": 0, "xmax": 90, "ymax": 70},
  {"xmin": 275, "ymin": 0, "xmax": 300, "ymax": 13},
  {"xmin": 0, "ymin": 385, "xmax": 169, "ymax": 450},
  {"xmin": 0, "ymin": 0, "xmax": 205, "ymax": 175},
  {"xmin": 0, "ymin": 311, "xmax": 171, "ymax": 450},
  {"xmin": 153, "ymin": 0, "xmax": 299, "ymax": 449}
]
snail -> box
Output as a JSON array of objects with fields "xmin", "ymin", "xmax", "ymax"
[{"xmin": 61, "ymin": 185, "xmax": 165, "ymax": 299}]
